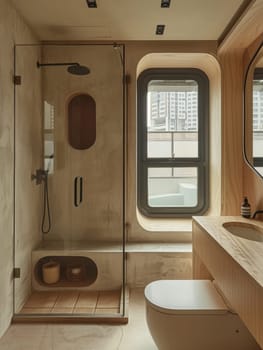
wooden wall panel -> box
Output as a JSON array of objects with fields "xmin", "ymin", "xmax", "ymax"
[
  {"xmin": 218, "ymin": 0, "xmax": 263, "ymax": 52},
  {"xmin": 218, "ymin": 0, "xmax": 263, "ymax": 215},
  {"xmin": 219, "ymin": 52, "xmax": 244, "ymax": 215}
]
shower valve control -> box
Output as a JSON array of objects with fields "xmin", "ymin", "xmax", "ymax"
[
  {"xmin": 31, "ymin": 169, "xmax": 48, "ymax": 185},
  {"xmin": 13, "ymin": 268, "xmax": 21, "ymax": 279}
]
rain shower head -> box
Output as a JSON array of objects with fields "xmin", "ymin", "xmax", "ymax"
[
  {"xmin": 37, "ymin": 61, "xmax": 90, "ymax": 76},
  {"xmin": 67, "ymin": 64, "xmax": 90, "ymax": 75}
]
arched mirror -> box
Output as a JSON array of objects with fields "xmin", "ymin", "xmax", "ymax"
[{"xmin": 244, "ymin": 41, "xmax": 263, "ymax": 178}]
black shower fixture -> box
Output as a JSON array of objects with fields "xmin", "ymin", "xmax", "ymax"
[
  {"xmin": 156, "ymin": 25, "xmax": 165, "ymax": 35},
  {"xmin": 161, "ymin": 0, "xmax": 171, "ymax": 8},
  {"xmin": 86, "ymin": 0, "xmax": 97, "ymax": 8},
  {"xmin": 37, "ymin": 61, "xmax": 90, "ymax": 76},
  {"xmin": 67, "ymin": 64, "xmax": 90, "ymax": 75}
]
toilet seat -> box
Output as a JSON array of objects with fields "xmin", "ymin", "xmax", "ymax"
[{"xmin": 144, "ymin": 280, "xmax": 228, "ymax": 315}]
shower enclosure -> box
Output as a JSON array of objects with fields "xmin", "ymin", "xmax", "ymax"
[{"xmin": 13, "ymin": 44, "xmax": 127, "ymax": 321}]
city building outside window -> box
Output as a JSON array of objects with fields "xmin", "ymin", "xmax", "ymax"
[{"xmin": 137, "ymin": 68, "xmax": 209, "ymax": 217}]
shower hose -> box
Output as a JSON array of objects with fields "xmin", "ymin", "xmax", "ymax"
[{"xmin": 41, "ymin": 172, "xmax": 51, "ymax": 234}]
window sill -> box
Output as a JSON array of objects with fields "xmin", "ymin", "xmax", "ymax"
[{"xmin": 136, "ymin": 209, "xmax": 192, "ymax": 232}]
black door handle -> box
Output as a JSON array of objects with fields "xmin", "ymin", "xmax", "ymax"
[
  {"xmin": 79, "ymin": 177, "xmax": 83, "ymax": 204},
  {"xmin": 74, "ymin": 176, "xmax": 83, "ymax": 207}
]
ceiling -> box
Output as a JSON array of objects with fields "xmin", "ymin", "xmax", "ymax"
[{"xmin": 11, "ymin": 0, "xmax": 247, "ymax": 41}]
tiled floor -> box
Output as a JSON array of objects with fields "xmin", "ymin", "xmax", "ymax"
[
  {"xmin": 0, "ymin": 289, "xmax": 157, "ymax": 350},
  {"xmin": 20, "ymin": 290, "xmax": 120, "ymax": 315}
]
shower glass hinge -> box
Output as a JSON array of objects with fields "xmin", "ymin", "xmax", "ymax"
[
  {"xmin": 124, "ymin": 75, "xmax": 131, "ymax": 85},
  {"xmin": 13, "ymin": 268, "xmax": 21, "ymax": 279},
  {"xmin": 13, "ymin": 75, "xmax": 21, "ymax": 85}
]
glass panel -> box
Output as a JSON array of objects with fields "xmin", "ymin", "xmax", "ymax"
[
  {"xmin": 147, "ymin": 80, "xmax": 198, "ymax": 158},
  {"xmin": 148, "ymin": 132, "xmax": 172, "ymax": 157},
  {"xmin": 14, "ymin": 44, "xmax": 125, "ymax": 319},
  {"xmin": 173, "ymin": 132, "xmax": 198, "ymax": 158},
  {"xmin": 148, "ymin": 167, "xmax": 198, "ymax": 207}
]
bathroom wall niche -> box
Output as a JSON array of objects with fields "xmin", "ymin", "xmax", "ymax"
[
  {"xmin": 35, "ymin": 256, "xmax": 98, "ymax": 287},
  {"xmin": 68, "ymin": 93, "xmax": 96, "ymax": 150},
  {"xmin": 44, "ymin": 100, "xmax": 55, "ymax": 173}
]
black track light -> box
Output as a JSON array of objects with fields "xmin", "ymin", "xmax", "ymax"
[
  {"xmin": 156, "ymin": 25, "xmax": 165, "ymax": 35},
  {"xmin": 86, "ymin": 0, "xmax": 97, "ymax": 8},
  {"xmin": 161, "ymin": 0, "xmax": 171, "ymax": 8}
]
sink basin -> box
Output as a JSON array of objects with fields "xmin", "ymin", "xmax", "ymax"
[{"xmin": 222, "ymin": 222, "xmax": 263, "ymax": 242}]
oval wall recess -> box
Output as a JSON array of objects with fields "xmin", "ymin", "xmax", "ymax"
[{"xmin": 68, "ymin": 94, "xmax": 96, "ymax": 150}]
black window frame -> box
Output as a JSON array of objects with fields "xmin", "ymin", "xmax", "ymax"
[{"xmin": 137, "ymin": 68, "xmax": 209, "ymax": 218}]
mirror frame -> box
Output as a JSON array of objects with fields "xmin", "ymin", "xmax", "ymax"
[{"xmin": 243, "ymin": 40, "xmax": 263, "ymax": 179}]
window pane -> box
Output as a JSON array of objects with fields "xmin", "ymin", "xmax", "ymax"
[
  {"xmin": 173, "ymin": 132, "xmax": 198, "ymax": 157},
  {"xmin": 148, "ymin": 167, "xmax": 172, "ymax": 177},
  {"xmin": 148, "ymin": 132, "xmax": 172, "ymax": 157},
  {"xmin": 147, "ymin": 80, "xmax": 198, "ymax": 158},
  {"xmin": 148, "ymin": 167, "xmax": 198, "ymax": 207}
]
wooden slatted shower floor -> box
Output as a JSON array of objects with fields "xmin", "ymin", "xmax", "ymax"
[{"xmin": 19, "ymin": 289, "xmax": 121, "ymax": 315}]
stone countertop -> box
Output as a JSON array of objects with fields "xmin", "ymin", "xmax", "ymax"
[{"xmin": 193, "ymin": 216, "xmax": 263, "ymax": 288}]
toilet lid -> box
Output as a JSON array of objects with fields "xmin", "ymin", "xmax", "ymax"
[{"xmin": 144, "ymin": 280, "xmax": 228, "ymax": 315}]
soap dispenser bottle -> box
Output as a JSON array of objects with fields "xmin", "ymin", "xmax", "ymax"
[{"xmin": 241, "ymin": 197, "xmax": 251, "ymax": 218}]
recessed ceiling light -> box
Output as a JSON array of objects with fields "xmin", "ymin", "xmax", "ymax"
[
  {"xmin": 156, "ymin": 25, "xmax": 165, "ymax": 35},
  {"xmin": 86, "ymin": 0, "xmax": 97, "ymax": 8},
  {"xmin": 161, "ymin": 0, "xmax": 171, "ymax": 8}
]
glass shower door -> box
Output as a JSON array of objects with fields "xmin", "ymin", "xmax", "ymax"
[{"xmin": 14, "ymin": 44, "xmax": 126, "ymax": 320}]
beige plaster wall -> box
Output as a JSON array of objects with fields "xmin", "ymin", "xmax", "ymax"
[
  {"xmin": 0, "ymin": 0, "xmax": 39, "ymax": 337},
  {"xmin": 42, "ymin": 45, "xmax": 124, "ymax": 242}
]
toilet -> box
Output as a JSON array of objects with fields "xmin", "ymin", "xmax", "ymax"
[{"xmin": 144, "ymin": 280, "xmax": 260, "ymax": 350}]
